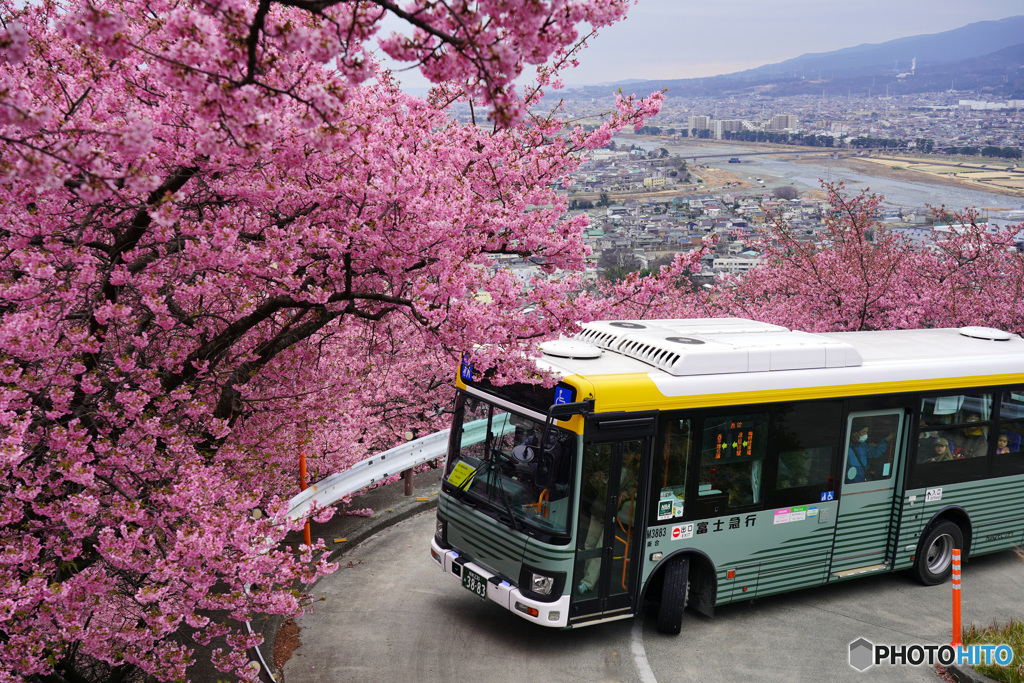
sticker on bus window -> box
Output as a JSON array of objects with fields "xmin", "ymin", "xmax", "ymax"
[
  {"xmin": 673, "ymin": 503, "xmax": 684, "ymax": 518},
  {"xmin": 447, "ymin": 461, "xmax": 477, "ymax": 488},
  {"xmin": 658, "ymin": 500, "xmax": 673, "ymax": 521}
]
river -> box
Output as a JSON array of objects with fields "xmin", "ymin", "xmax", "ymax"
[{"xmin": 617, "ymin": 138, "xmax": 1024, "ymax": 223}]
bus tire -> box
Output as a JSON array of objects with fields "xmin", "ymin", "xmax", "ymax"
[
  {"xmin": 656, "ymin": 556, "xmax": 689, "ymax": 635},
  {"xmin": 911, "ymin": 521, "xmax": 963, "ymax": 586}
]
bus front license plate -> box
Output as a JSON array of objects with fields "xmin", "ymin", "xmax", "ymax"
[{"xmin": 462, "ymin": 567, "xmax": 488, "ymax": 599}]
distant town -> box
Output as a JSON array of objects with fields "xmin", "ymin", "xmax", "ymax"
[
  {"xmin": 562, "ymin": 91, "xmax": 1023, "ymax": 156},
  {"xmin": 478, "ymin": 91, "xmax": 1024, "ymax": 288}
]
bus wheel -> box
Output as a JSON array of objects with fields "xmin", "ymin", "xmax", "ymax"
[
  {"xmin": 656, "ymin": 556, "xmax": 689, "ymax": 635},
  {"xmin": 911, "ymin": 521, "xmax": 963, "ymax": 586}
]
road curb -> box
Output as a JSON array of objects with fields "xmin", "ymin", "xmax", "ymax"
[
  {"xmin": 323, "ymin": 494, "xmax": 438, "ymax": 564},
  {"xmin": 946, "ymin": 664, "xmax": 999, "ymax": 683}
]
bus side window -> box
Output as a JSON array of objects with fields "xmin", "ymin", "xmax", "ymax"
[
  {"xmin": 995, "ymin": 389, "xmax": 1024, "ymax": 476},
  {"xmin": 699, "ymin": 412, "xmax": 768, "ymax": 509},
  {"xmin": 910, "ymin": 392, "xmax": 993, "ymax": 487},
  {"xmin": 653, "ymin": 417, "xmax": 691, "ymax": 522},
  {"xmin": 770, "ymin": 400, "xmax": 842, "ymax": 495},
  {"xmin": 919, "ymin": 392, "xmax": 993, "ymax": 460},
  {"xmin": 847, "ymin": 413, "xmax": 901, "ymax": 483}
]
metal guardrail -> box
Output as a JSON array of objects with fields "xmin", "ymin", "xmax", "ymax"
[
  {"xmin": 286, "ymin": 429, "xmax": 451, "ymax": 521},
  {"xmin": 286, "ymin": 417, "xmax": 514, "ymax": 521}
]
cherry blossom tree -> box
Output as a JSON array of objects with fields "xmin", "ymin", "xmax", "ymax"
[
  {"xmin": 0, "ymin": 0, "xmax": 662, "ymax": 680},
  {"xmin": 716, "ymin": 184, "xmax": 1024, "ymax": 333}
]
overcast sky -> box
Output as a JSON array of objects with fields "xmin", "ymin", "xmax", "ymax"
[{"xmin": 384, "ymin": 0, "xmax": 1023, "ymax": 90}]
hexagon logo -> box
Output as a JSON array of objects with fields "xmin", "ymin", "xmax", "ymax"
[{"xmin": 849, "ymin": 638, "xmax": 874, "ymax": 672}]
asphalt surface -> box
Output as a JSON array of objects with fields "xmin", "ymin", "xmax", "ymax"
[{"xmin": 260, "ymin": 468, "xmax": 444, "ymax": 679}]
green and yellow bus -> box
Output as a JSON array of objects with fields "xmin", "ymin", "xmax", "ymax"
[{"xmin": 429, "ymin": 318, "xmax": 1024, "ymax": 633}]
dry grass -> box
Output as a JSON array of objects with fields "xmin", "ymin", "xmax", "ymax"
[{"xmin": 961, "ymin": 619, "xmax": 1024, "ymax": 682}]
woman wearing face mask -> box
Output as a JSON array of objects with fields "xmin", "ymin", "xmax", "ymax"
[
  {"xmin": 955, "ymin": 413, "xmax": 988, "ymax": 458},
  {"xmin": 847, "ymin": 420, "xmax": 896, "ymax": 483}
]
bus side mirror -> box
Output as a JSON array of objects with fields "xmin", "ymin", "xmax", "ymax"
[
  {"xmin": 536, "ymin": 417, "xmax": 571, "ymax": 488},
  {"xmin": 548, "ymin": 399, "xmax": 593, "ymax": 419},
  {"xmin": 535, "ymin": 451, "xmax": 555, "ymax": 489},
  {"xmin": 536, "ymin": 400, "xmax": 590, "ymax": 488}
]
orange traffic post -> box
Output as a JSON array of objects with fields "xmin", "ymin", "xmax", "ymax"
[
  {"xmin": 299, "ymin": 449, "xmax": 311, "ymax": 547},
  {"xmin": 951, "ymin": 548, "xmax": 962, "ymax": 648}
]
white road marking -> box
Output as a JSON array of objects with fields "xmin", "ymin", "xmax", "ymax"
[{"xmin": 631, "ymin": 608, "xmax": 658, "ymax": 683}]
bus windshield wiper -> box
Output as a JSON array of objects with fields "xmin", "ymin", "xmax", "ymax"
[
  {"xmin": 493, "ymin": 471, "xmax": 522, "ymax": 532},
  {"xmin": 475, "ymin": 452, "xmax": 521, "ymax": 532}
]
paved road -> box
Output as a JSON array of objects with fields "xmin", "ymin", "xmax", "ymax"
[{"xmin": 286, "ymin": 510, "xmax": 1023, "ymax": 682}]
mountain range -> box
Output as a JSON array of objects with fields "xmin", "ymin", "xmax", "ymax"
[{"xmin": 583, "ymin": 16, "xmax": 1024, "ymax": 99}]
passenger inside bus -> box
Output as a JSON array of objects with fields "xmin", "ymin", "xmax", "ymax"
[
  {"xmin": 925, "ymin": 437, "xmax": 956, "ymax": 462},
  {"xmin": 847, "ymin": 419, "xmax": 896, "ymax": 483},
  {"xmin": 954, "ymin": 413, "xmax": 988, "ymax": 458},
  {"xmin": 994, "ymin": 431, "xmax": 1022, "ymax": 455}
]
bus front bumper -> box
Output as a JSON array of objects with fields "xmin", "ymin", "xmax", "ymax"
[{"xmin": 430, "ymin": 537, "xmax": 570, "ymax": 628}]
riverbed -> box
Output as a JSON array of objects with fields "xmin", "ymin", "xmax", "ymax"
[{"xmin": 617, "ymin": 137, "xmax": 1024, "ymax": 223}]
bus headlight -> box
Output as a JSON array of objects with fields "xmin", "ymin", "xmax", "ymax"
[
  {"xmin": 435, "ymin": 517, "xmax": 448, "ymax": 546},
  {"xmin": 519, "ymin": 564, "xmax": 564, "ymax": 601},
  {"xmin": 530, "ymin": 572, "xmax": 555, "ymax": 596}
]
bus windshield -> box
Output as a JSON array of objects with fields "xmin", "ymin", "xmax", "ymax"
[{"xmin": 445, "ymin": 393, "xmax": 576, "ymax": 540}]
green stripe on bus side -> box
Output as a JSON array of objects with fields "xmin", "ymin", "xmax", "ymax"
[
  {"xmin": 749, "ymin": 533, "xmax": 835, "ymax": 558},
  {"xmin": 835, "ymin": 514, "xmax": 893, "ymax": 535},
  {"xmin": 756, "ymin": 568, "xmax": 830, "ymax": 596},
  {"xmin": 970, "ymin": 519, "xmax": 1024, "ymax": 537},
  {"xmin": 834, "ymin": 524, "xmax": 892, "ymax": 550},
  {"xmin": 749, "ymin": 547, "xmax": 833, "ymax": 565},
  {"xmin": 835, "ymin": 509, "xmax": 894, "ymax": 526},
  {"xmin": 832, "ymin": 544, "xmax": 888, "ymax": 560},
  {"xmin": 835, "ymin": 512, "xmax": 892, "ymax": 532},
  {"xmin": 972, "ymin": 531, "xmax": 1024, "ymax": 554},
  {"xmin": 747, "ymin": 552, "xmax": 832, "ymax": 573},
  {"xmin": 920, "ymin": 477, "xmax": 1024, "ymax": 521}
]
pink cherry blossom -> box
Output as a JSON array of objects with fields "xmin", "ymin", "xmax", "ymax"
[{"xmin": 0, "ymin": 0, "xmax": 659, "ymax": 679}]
